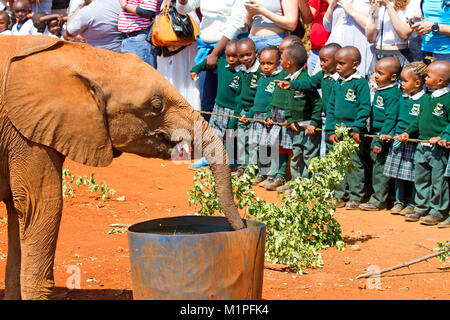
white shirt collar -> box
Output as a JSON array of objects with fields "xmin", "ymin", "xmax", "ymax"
[
  {"xmin": 289, "ymin": 68, "xmax": 303, "ymax": 81},
  {"xmin": 431, "ymin": 87, "xmax": 450, "ymax": 98},
  {"xmin": 226, "ymin": 63, "xmax": 241, "ymax": 71},
  {"xmin": 376, "ymin": 83, "xmax": 397, "ymax": 91},
  {"xmin": 324, "ymin": 72, "xmax": 339, "ymax": 81},
  {"xmin": 339, "ymin": 71, "xmax": 362, "ymax": 82},
  {"xmin": 238, "ymin": 60, "xmax": 260, "ymax": 73},
  {"xmin": 403, "ymin": 90, "xmax": 425, "ymax": 100}
]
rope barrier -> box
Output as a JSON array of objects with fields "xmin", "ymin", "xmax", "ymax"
[{"xmin": 197, "ymin": 110, "xmax": 437, "ymax": 144}]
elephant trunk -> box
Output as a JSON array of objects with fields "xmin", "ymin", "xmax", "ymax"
[{"xmin": 189, "ymin": 110, "xmax": 246, "ymax": 230}]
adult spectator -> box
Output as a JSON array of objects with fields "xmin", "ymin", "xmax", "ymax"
[
  {"xmin": 31, "ymin": 0, "xmax": 53, "ymax": 14},
  {"xmin": 118, "ymin": 0, "xmax": 163, "ymax": 67},
  {"xmin": 64, "ymin": 0, "xmax": 122, "ymax": 52},
  {"xmin": 299, "ymin": 0, "xmax": 330, "ymax": 74},
  {"xmin": 156, "ymin": 0, "xmax": 201, "ymax": 110},
  {"xmin": 244, "ymin": 0, "xmax": 299, "ymax": 53},
  {"xmin": 365, "ymin": 0, "xmax": 421, "ymax": 75},
  {"xmin": 176, "ymin": 0, "xmax": 248, "ymax": 123},
  {"xmin": 410, "ymin": 0, "xmax": 450, "ymax": 61},
  {"xmin": 323, "ymin": 0, "xmax": 373, "ymax": 77},
  {"xmin": 51, "ymin": 0, "xmax": 70, "ymax": 14}
]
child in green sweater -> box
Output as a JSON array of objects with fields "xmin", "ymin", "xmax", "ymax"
[
  {"xmin": 396, "ymin": 60, "xmax": 450, "ymax": 226},
  {"xmin": 325, "ymin": 46, "xmax": 371, "ymax": 209},
  {"xmin": 234, "ymin": 38, "xmax": 260, "ymax": 177},
  {"xmin": 277, "ymin": 44, "xmax": 323, "ymax": 194},
  {"xmin": 239, "ymin": 45, "xmax": 283, "ymax": 185},
  {"xmin": 359, "ymin": 57, "xmax": 402, "ymax": 211},
  {"xmin": 381, "ymin": 60, "xmax": 429, "ymax": 216},
  {"xmin": 188, "ymin": 40, "xmax": 242, "ymax": 169},
  {"xmin": 276, "ymin": 42, "xmax": 341, "ymax": 156}
]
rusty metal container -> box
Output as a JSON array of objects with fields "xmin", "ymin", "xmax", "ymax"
[{"xmin": 127, "ymin": 216, "xmax": 266, "ymax": 300}]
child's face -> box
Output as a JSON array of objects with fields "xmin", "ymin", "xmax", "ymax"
[
  {"xmin": 319, "ymin": 48, "xmax": 337, "ymax": 74},
  {"xmin": 13, "ymin": 1, "xmax": 30, "ymax": 22},
  {"xmin": 425, "ymin": 64, "xmax": 446, "ymax": 91},
  {"xmin": 225, "ymin": 44, "xmax": 239, "ymax": 68},
  {"xmin": 48, "ymin": 19, "xmax": 61, "ymax": 36},
  {"xmin": 237, "ymin": 42, "xmax": 257, "ymax": 69},
  {"xmin": 374, "ymin": 61, "xmax": 397, "ymax": 88},
  {"xmin": 335, "ymin": 51, "xmax": 358, "ymax": 79},
  {"xmin": 400, "ymin": 67, "xmax": 423, "ymax": 95},
  {"xmin": 0, "ymin": 16, "xmax": 8, "ymax": 32},
  {"xmin": 259, "ymin": 49, "xmax": 280, "ymax": 76}
]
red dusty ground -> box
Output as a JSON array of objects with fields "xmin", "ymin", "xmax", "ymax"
[{"xmin": 0, "ymin": 153, "xmax": 449, "ymax": 300}]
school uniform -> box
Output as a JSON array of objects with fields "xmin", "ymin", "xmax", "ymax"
[
  {"xmin": 234, "ymin": 60, "xmax": 261, "ymax": 170},
  {"xmin": 365, "ymin": 83, "xmax": 402, "ymax": 208},
  {"xmin": 284, "ymin": 68, "xmax": 323, "ymax": 179},
  {"xmin": 246, "ymin": 69, "xmax": 284, "ymax": 177},
  {"xmin": 190, "ymin": 57, "xmax": 241, "ymax": 137},
  {"xmin": 261, "ymin": 70, "xmax": 291, "ymax": 181},
  {"xmin": 290, "ymin": 70, "xmax": 340, "ymax": 156},
  {"xmin": 384, "ymin": 90, "xmax": 426, "ymax": 208},
  {"xmin": 405, "ymin": 87, "xmax": 450, "ymax": 219},
  {"xmin": 11, "ymin": 18, "xmax": 39, "ymax": 35},
  {"xmin": 325, "ymin": 72, "xmax": 371, "ymax": 203}
]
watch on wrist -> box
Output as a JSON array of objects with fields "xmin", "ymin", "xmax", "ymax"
[{"xmin": 432, "ymin": 22, "xmax": 440, "ymax": 33}]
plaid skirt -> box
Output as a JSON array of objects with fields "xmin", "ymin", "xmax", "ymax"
[
  {"xmin": 208, "ymin": 103, "xmax": 234, "ymax": 138},
  {"xmin": 260, "ymin": 107, "xmax": 294, "ymax": 149},
  {"xmin": 383, "ymin": 140, "xmax": 416, "ymax": 181},
  {"xmin": 249, "ymin": 112, "xmax": 267, "ymax": 145}
]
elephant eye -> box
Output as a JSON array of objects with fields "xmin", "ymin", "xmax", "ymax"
[{"xmin": 147, "ymin": 95, "xmax": 164, "ymax": 115}]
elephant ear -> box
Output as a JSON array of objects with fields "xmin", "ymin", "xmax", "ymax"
[{"xmin": 2, "ymin": 35, "xmax": 113, "ymax": 167}]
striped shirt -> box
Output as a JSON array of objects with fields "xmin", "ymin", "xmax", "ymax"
[{"xmin": 118, "ymin": 0, "xmax": 162, "ymax": 33}]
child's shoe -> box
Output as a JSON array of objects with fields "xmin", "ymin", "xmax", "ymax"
[
  {"xmin": 400, "ymin": 204, "xmax": 414, "ymax": 216},
  {"xmin": 258, "ymin": 177, "xmax": 273, "ymax": 188},
  {"xmin": 252, "ymin": 175, "xmax": 266, "ymax": 185},
  {"xmin": 359, "ymin": 202, "xmax": 383, "ymax": 211},
  {"xmin": 390, "ymin": 201, "xmax": 405, "ymax": 215},
  {"xmin": 265, "ymin": 178, "xmax": 285, "ymax": 191},
  {"xmin": 189, "ymin": 157, "xmax": 208, "ymax": 170},
  {"xmin": 345, "ymin": 201, "xmax": 360, "ymax": 210},
  {"xmin": 232, "ymin": 167, "xmax": 245, "ymax": 177},
  {"xmin": 419, "ymin": 215, "xmax": 446, "ymax": 225},
  {"xmin": 438, "ymin": 217, "xmax": 450, "ymax": 228},
  {"xmin": 276, "ymin": 184, "xmax": 290, "ymax": 193},
  {"xmin": 404, "ymin": 211, "xmax": 425, "ymax": 222}
]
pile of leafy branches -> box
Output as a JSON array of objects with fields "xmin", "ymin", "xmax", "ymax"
[
  {"xmin": 62, "ymin": 169, "xmax": 116, "ymax": 200},
  {"xmin": 188, "ymin": 126, "xmax": 358, "ymax": 273}
]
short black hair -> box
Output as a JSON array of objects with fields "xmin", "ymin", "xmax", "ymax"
[
  {"xmin": 284, "ymin": 44, "xmax": 308, "ymax": 69},
  {"xmin": 260, "ymin": 45, "xmax": 281, "ymax": 60},
  {"xmin": 237, "ymin": 37, "xmax": 256, "ymax": 50},
  {"xmin": 281, "ymin": 35, "xmax": 303, "ymax": 47},
  {"xmin": 322, "ymin": 42, "xmax": 342, "ymax": 52}
]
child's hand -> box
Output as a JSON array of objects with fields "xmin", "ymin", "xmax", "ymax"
[
  {"xmin": 438, "ymin": 139, "xmax": 449, "ymax": 148},
  {"xmin": 351, "ymin": 131, "xmax": 361, "ymax": 144},
  {"xmin": 265, "ymin": 118, "xmax": 273, "ymax": 126},
  {"xmin": 190, "ymin": 72, "xmax": 199, "ymax": 81},
  {"xmin": 380, "ymin": 134, "xmax": 392, "ymax": 141},
  {"xmin": 274, "ymin": 80, "xmax": 291, "ymax": 90},
  {"xmin": 328, "ymin": 133, "xmax": 339, "ymax": 144},
  {"xmin": 305, "ymin": 125, "xmax": 316, "ymax": 135},
  {"xmin": 373, "ymin": 145, "xmax": 382, "ymax": 154},
  {"xmin": 394, "ymin": 132, "xmax": 409, "ymax": 143},
  {"xmin": 287, "ymin": 122, "xmax": 299, "ymax": 132},
  {"xmin": 239, "ymin": 115, "xmax": 249, "ymax": 124},
  {"xmin": 429, "ymin": 136, "xmax": 441, "ymax": 145}
]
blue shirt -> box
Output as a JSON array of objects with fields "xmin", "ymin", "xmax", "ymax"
[{"xmin": 421, "ymin": 0, "xmax": 450, "ymax": 54}]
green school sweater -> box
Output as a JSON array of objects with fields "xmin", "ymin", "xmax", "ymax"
[
  {"xmin": 265, "ymin": 70, "xmax": 291, "ymax": 119},
  {"xmin": 190, "ymin": 57, "xmax": 241, "ymax": 110},
  {"xmin": 370, "ymin": 84, "xmax": 402, "ymax": 147},
  {"xmin": 406, "ymin": 90, "xmax": 450, "ymax": 140},
  {"xmin": 284, "ymin": 69, "xmax": 323, "ymax": 127},
  {"xmin": 290, "ymin": 70, "xmax": 339, "ymax": 114},
  {"xmin": 229, "ymin": 61, "xmax": 261, "ymax": 129},
  {"xmin": 324, "ymin": 73, "xmax": 371, "ymax": 135},
  {"xmin": 245, "ymin": 70, "xmax": 285, "ymax": 119},
  {"xmin": 394, "ymin": 91, "xmax": 427, "ymax": 134}
]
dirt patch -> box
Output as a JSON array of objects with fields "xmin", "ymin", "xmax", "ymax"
[{"xmin": 0, "ymin": 153, "xmax": 449, "ymax": 300}]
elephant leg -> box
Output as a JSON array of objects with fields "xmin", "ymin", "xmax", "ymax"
[
  {"xmin": 4, "ymin": 198, "xmax": 21, "ymax": 300},
  {"xmin": 9, "ymin": 146, "xmax": 64, "ymax": 300}
]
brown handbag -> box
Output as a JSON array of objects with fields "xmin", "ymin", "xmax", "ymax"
[{"xmin": 151, "ymin": 0, "xmax": 199, "ymax": 47}]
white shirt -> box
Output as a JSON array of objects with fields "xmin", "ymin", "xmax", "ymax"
[
  {"xmin": 375, "ymin": 0, "xmax": 421, "ymax": 47},
  {"xmin": 176, "ymin": 0, "xmax": 247, "ymax": 43},
  {"xmin": 431, "ymin": 87, "xmax": 450, "ymax": 98},
  {"xmin": 0, "ymin": 29, "xmax": 12, "ymax": 35},
  {"xmin": 11, "ymin": 19, "xmax": 39, "ymax": 35}
]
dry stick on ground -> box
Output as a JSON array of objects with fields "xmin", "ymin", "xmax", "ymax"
[{"xmin": 356, "ymin": 247, "xmax": 450, "ymax": 279}]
